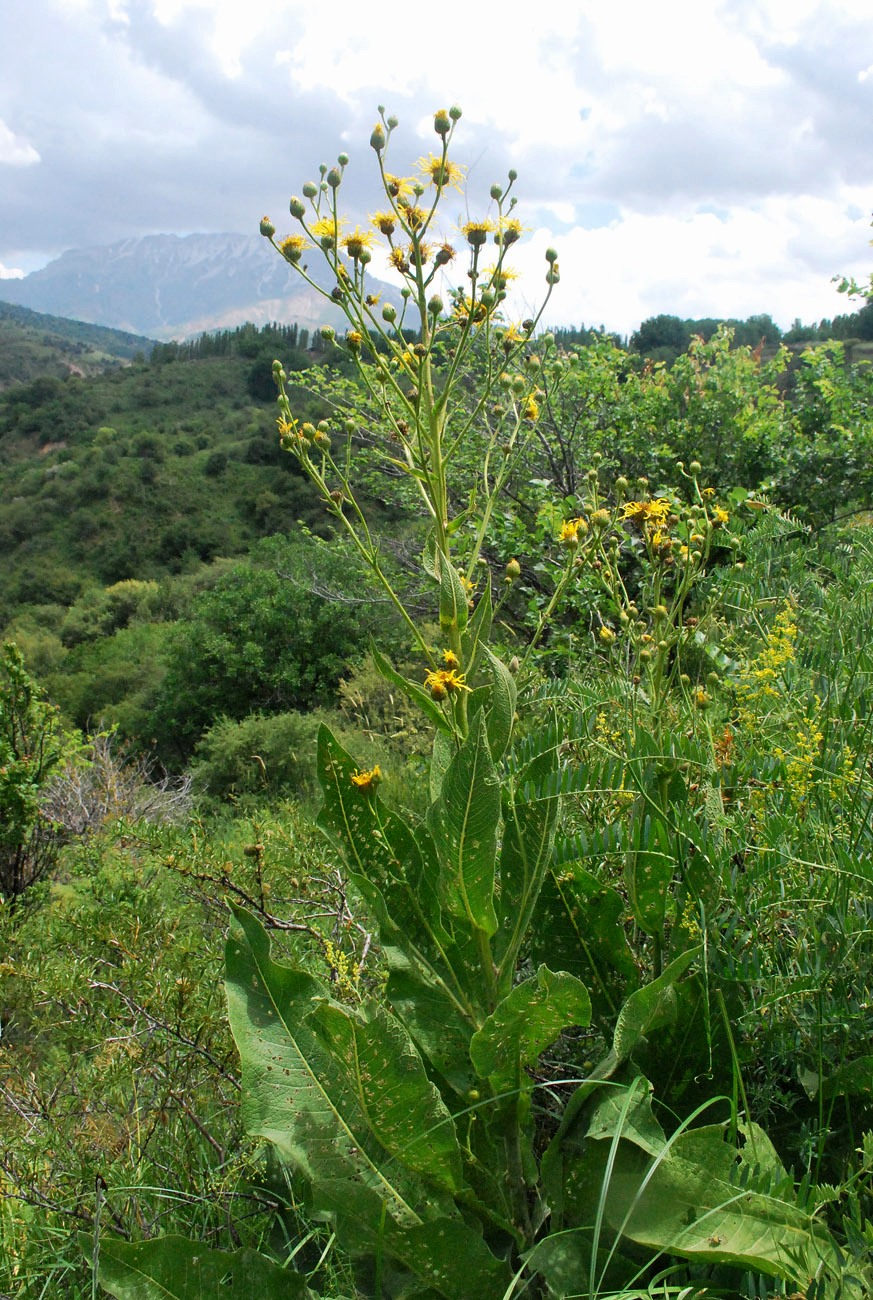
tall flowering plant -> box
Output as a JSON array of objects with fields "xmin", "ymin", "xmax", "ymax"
[{"xmin": 89, "ymin": 109, "xmax": 860, "ymax": 1300}]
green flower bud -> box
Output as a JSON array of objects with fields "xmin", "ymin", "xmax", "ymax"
[
  {"xmin": 428, "ymin": 295, "xmax": 444, "ymax": 316},
  {"xmin": 289, "ymin": 196, "xmax": 306, "ymax": 219},
  {"xmin": 382, "ymin": 303, "xmax": 397, "ymax": 322},
  {"xmin": 545, "ymin": 247, "xmax": 559, "ymax": 264},
  {"xmin": 449, "ymin": 104, "xmax": 463, "ymax": 121},
  {"xmin": 321, "ymin": 326, "xmax": 335, "ymax": 343},
  {"xmin": 508, "ymin": 168, "xmax": 517, "ymax": 181},
  {"xmin": 434, "ymin": 108, "xmax": 451, "ymax": 136},
  {"xmin": 326, "ymin": 167, "xmax": 342, "ymax": 189},
  {"xmin": 387, "ymin": 114, "xmax": 399, "ymax": 129},
  {"xmin": 337, "ymin": 152, "xmax": 349, "ymax": 166},
  {"xmin": 259, "ymin": 216, "xmax": 275, "ymax": 238},
  {"xmin": 505, "ymin": 558, "xmax": 521, "ymax": 580},
  {"xmin": 370, "ymin": 123, "xmax": 386, "ymax": 151},
  {"xmin": 490, "ymin": 183, "xmax": 503, "ymax": 200},
  {"xmin": 689, "ymin": 460, "xmax": 702, "ymax": 473},
  {"xmin": 302, "ymin": 181, "xmax": 318, "ymax": 198}
]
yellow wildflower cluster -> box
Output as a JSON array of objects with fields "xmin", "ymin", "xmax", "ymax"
[
  {"xmin": 774, "ymin": 701, "xmax": 824, "ymax": 820},
  {"xmin": 736, "ymin": 603, "xmax": 798, "ymax": 726},
  {"xmin": 323, "ymin": 938, "xmax": 361, "ymax": 1003}
]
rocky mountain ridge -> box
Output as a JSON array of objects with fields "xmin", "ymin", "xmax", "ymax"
[{"xmin": 0, "ymin": 232, "xmax": 394, "ymax": 340}]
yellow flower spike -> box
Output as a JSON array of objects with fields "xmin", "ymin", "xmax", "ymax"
[{"xmin": 350, "ymin": 764, "xmax": 382, "ymax": 793}]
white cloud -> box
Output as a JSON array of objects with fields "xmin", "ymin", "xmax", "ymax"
[
  {"xmin": 0, "ymin": 118, "xmax": 40, "ymax": 166},
  {"xmin": 0, "ymin": 261, "xmax": 25, "ymax": 278}
]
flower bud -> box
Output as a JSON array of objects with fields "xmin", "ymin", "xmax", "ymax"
[
  {"xmin": 326, "ymin": 167, "xmax": 342, "ymax": 189},
  {"xmin": 599, "ymin": 626, "xmax": 616, "ymax": 644},
  {"xmin": 259, "ymin": 216, "xmax": 275, "ymax": 238},
  {"xmin": 490, "ymin": 183, "xmax": 503, "ymax": 200},
  {"xmin": 329, "ymin": 489, "xmax": 345, "ymax": 507},
  {"xmin": 545, "ymin": 248, "xmax": 559, "ymax": 264},
  {"xmin": 321, "ymin": 326, "xmax": 336, "ymax": 343},
  {"xmin": 387, "ymin": 114, "xmax": 399, "ymax": 129},
  {"xmin": 505, "ymin": 558, "xmax": 521, "ymax": 580},
  {"xmin": 289, "ymin": 196, "xmax": 306, "ymax": 219},
  {"xmin": 434, "ymin": 108, "xmax": 452, "ymax": 136},
  {"xmin": 382, "ymin": 303, "xmax": 397, "ymax": 322},
  {"xmin": 337, "ymin": 152, "xmax": 349, "ymax": 166},
  {"xmin": 428, "ymin": 294, "xmax": 444, "ymax": 316},
  {"xmin": 302, "ymin": 181, "xmax": 318, "ymax": 198},
  {"xmin": 689, "ymin": 460, "xmax": 702, "ymax": 473},
  {"xmin": 370, "ymin": 122, "xmax": 386, "ymax": 151},
  {"xmin": 449, "ymin": 104, "xmax": 463, "ymax": 121}
]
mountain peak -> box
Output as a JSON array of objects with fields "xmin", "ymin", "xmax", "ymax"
[{"xmin": 0, "ymin": 232, "xmax": 395, "ymax": 340}]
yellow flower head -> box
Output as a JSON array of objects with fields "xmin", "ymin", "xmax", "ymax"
[
  {"xmin": 522, "ymin": 394, "xmax": 540, "ymax": 422},
  {"xmin": 434, "ymin": 241, "xmax": 456, "ymax": 266},
  {"xmin": 278, "ymin": 233, "xmax": 311, "ymax": 263},
  {"xmin": 461, "ymin": 218, "xmax": 497, "ymax": 248},
  {"xmin": 311, "ymin": 215, "xmax": 346, "ymax": 249},
  {"xmin": 559, "ymin": 517, "xmax": 588, "ymax": 546},
  {"xmin": 398, "ymin": 203, "xmax": 428, "ymax": 231},
  {"xmin": 712, "ymin": 506, "xmax": 729, "ymax": 526},
  {"xmin": 350, "ymin": 764, "xmax": 382, "ymax": 793},
  {"xmin": 495, "ymin": 217, "xmax": 529, "ymax": 247},
  {"xmin": 442, "ymin": 649, "xmax": 461, "ymax": 670},
  {"xmin": 383, "ymin": 173, "xmax": 415, "ymax": 200},
  {"xmin": 621, "ymin": 498, "xmax": 672, "ymax": 527},
  {"xmin": 483, "ymin": 264, "xmax": 520, "ymax": 291},
  {"xmin": 417, "ymin": 153, "xmax": 466, "ymax": 192},
  {"xmin": 342, "ymin": 226, "xmax": 376, "ymax": 259},
  {"xmin": 453, "ymin": 294, "xmax": 488, "ymax": 323},
  {"xmin": 371, "ymin": 210, "xmax": 398, "ymax": 237},
  {"xmin": 425, "ymin": 668, "xmax": 470, "ymax": 700},
  {"xmin": 389, "ymin": 247, "xmax": 411, "ymax": 274}
]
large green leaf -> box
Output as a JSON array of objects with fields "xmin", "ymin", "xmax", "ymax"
[
  {"xmin": 495, "ymin": 749, "xmax": 560, "ymax": 983},
  {"xmin": 479, "ymin": 645, "xmax": 516, "ymax": 761},
  {"xmin": 438, "ymin": 551, "xmax": 469, "ymax": 633},
  {"xmin": 595, "ymin": 1120, "xmax": 857, "ymax": 1297},
  {"xmin": 87, "ymin": 1235, "xmax": 309, "ymax": 1299},
  {"xmin": 530, "ymin": 866, "xmax": 635, "ymax": 1027},
  {"xmin": 225, "ymin": 906, "xmax": 462, "ymax": 1222},
  {"xmin": 470, "ymin": 966, "xmax": 591, "ymax": 1093},
  {"xmin": 427, "ymin": 712, "xmax": 500, "ymax": 938},
  {"xmin": 540, "ymin": 950, "xmax": 701, "ymax": 1223},
  {"xmin": 316, "ymin": 725, "xmax": 448, "ymax": 959},
  {"xmin": 624, "ymin": 810, "xmax": 674, "ymax": 937}
]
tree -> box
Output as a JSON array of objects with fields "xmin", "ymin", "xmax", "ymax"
[{"xmin": 0, "ymin": 644, "xmax": 71, "ymax": 906}]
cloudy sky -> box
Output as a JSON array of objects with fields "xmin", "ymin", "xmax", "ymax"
[{"xmin": 1, "ymin": 0, "xmax": 872, "ymax": 336}]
